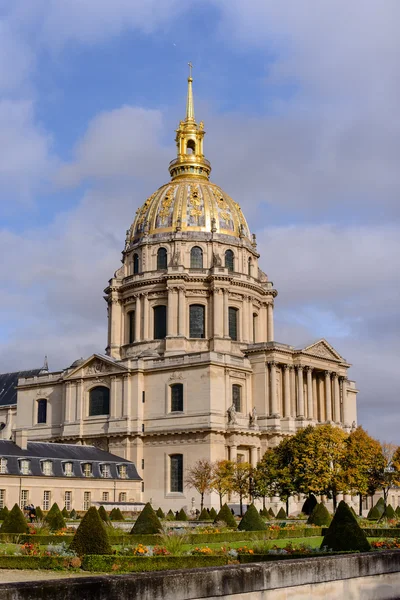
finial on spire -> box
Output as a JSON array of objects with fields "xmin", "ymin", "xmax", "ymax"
[{"xmin": 186, "ymin": 61, "xmax": 195, "ymax": 121}]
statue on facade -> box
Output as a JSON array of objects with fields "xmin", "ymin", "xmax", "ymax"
[
  {"xmin": 212, "ymin": 252, "xmax": 222, "ymax": 267},
  {"xmin": 227, "ymin": 403, "xmax": 237, "ymax": 425},
  {"xmin": 249, "ymin": 406, "xmax": 258, "ymax": 429}
]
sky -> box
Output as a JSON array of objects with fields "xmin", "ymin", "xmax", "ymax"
[{"xmin": 0, "ymin": 1, "xmax": 399, "ymax": 442}]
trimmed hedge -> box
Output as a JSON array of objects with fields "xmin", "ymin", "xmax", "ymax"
[
  {"xmin": 81, "ymin": 554, "xmax": 228, "ymax": 572},
  {"xmin": 98, "ymin": 505, "xmax": 110, "ymax": 523},
  {"xmin": 176, "ymin": 508, "xmax": 188, "ymax": 522},
  {"xmin": 0, "ymin": 533, "xmax": 74, "ymax": 544},
  {"xmin": 129, "ymin": 528, "xmax": 322, "ymax": 545},
  {"xmin": 109, "ymin": 507, "xmax": 124, "ymax": 521},
  {"xmin": 301, "ymin": 494, "xmax": 318, "ymax": 516},
  {"xmin": 0, "ymin": 556, "xmax": 76, "ymax": 570},
  {"xmin": 156, "ymin": 508, "xmax": 165, "ymax": 519},
  {"xmin": 367, "ymin": 505, "xmax": 381, "ymax": 520},
  {"xmin": 130, "ymin": 503, "xmax": 162, "ymax": 535},
  {"xmin": 198, "ymin": 508, "xmax": 212, "ymax": 521},
  {"xmin": 384, "ymin": 504, "xmax": 396, "ymax": 519},
  {"xmin": 0, "ymin": 504, "xmax": 28, "ymax": 534},
  {"xmin": 214, "ymin": 504, "xmax": 237, "ymax": 528},
  {"xmin": 238, "ymin": 504, "xmax": 266, "ymax": 531},
  {"xmin": 70, "ymin": 507, "xmax": 112, "ymax": 556},
  {"xmin": 307, "ymin": 503, "xmax": 331, "ymax": 527},
  {"xmin": 45, "ymin": 503, "xmax": 66, "ymax": 531},
  {"xmin": 276, "ymin": 507, "xmax": 287, "ymax": 519},
  {"xmin": 209, "ymin": 507, "xmax": 218, "ymax": 520},
  {"xmin": 321, "ymin": 501, "xmax": 371, "ymax": 552}
]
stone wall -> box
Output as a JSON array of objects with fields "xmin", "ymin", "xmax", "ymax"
[{"xmin": 1, "ymin": 551, "xmax": 400, "ymax": 600}]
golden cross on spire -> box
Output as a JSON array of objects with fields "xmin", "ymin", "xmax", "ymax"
[{"xmin": 188, "ymin": 62, "xmax": 193, "ymax": 79}]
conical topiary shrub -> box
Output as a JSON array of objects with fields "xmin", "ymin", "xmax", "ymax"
[
  {"xmin": 45, "ymin": 503, "xmax": 66, "ymax": 531},
  {"xmin": 70, "ymin": 507, "xmax": 111, "ymax": 556},
  {"xmin": 276, "ymin": 507, "xmax": 287, "ymax": 519},
  {"xmin": 69, "ymin": 509, "xmax": 77, "ymax": 519},
  {"xmin": 209, "ymin": 507, "xmax": 217, "ymax": 520},
  {"xmin": 307, "ymin": 502, "xmax": 332, "ymax": 526},
  {"xmin": 383, "ymin": 504, "xmax": 396, "ymax": 519},
  {"xmin": 98, "ymin": 505, "xmax": 110, "ymax": 523},
  {"xmin": 0, "ymin": 504, "xmax": 28, "ymax": 533},
  {"xmin": 0, "ymin": 506, "xmax": 9, "ymax": 521},
  {"xmin": 176, "ymin": 508, "xmax": 188, "ymax": 521},
  {"xmin": 156, "ymin": 507, "xmax": 165, "ymax": 519},
  {"xmin": 198, "ymin": 507, "xmax": 212, "ymax": 521},
  {"xmin": 367, "ymin": 505, "xmax": 381, "ymax": 520},
  {"xmin": 376, "ymin": 498, "xmax": 385, "ymax": 515},
  {"xmin": 109, "ymin": 507, "xmax": 124, "ymax": 521},
  {"xmin": 61, "ymin": 507, "xmax": 69, "ymax": 518},
  {"xmin": 321, "ymin": 500, "xmax": 371, "ymax": 552},
  {"xmin": 301, "ymin": 494, "xmax": 318, "ymax": 516},
  {"xmin": 130, "ymin": 502, "xmax": 162, "ymax": 535},
  {"xmin": 35, "ymin": 506, "xmax": 44, "ymax": 520},
  {"xmin": 214, "ymin": 503, "xmax": 237, "ymax": 528},
  {"xmin": 268, "ymin": 508, "xmax": 275, "ymax": 518},
  {"xmin": 396, "ymin": 506, "xmax": 400, "ymax": 518},
  {"xmin": 166, "ymin": 509, "xmax": 175, "ymax": 521},
  {"xmin": 261, "ymin": 507, "xmax": 270, "ymax": 519},
  {"xmin": 238, "ymin": 504, "xmax": 266, "ymax": 531}
]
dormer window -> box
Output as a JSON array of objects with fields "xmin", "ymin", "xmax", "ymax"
[
  {"xmin": 118, "ymin": 464, "xmax": 128, "ymax": 479},
  {"xmin": 19, "ymin": 459, "xmax": 30, "ymax": 475},
  {"xmin": 82, "ymin": 463, "xmax": 92, "ymax": 477},
  {"xmin": 0, "ymin": 458, "xmax": 7, "ymax": 474},
  {"xmin": 42, "ymin": 460, "xmax": 53, "ymax": 476},
  {"xmin": 100, "ymin": 464, "xmax": 111, "ymax": 478},
  {"xmin": 64, "ymin": 462, "xmax": 73, "ymax": 477}
]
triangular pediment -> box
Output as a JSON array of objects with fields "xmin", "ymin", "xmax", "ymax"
[
  {"xmin": 301, "ymin": 339, "xmax": 344, "ymax": 362},
  {"xmin": 64, "ymin": 354, "xmax": 128, "ymax": 380}
]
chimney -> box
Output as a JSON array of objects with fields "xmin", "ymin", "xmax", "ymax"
[{"xmin": 14, "ymin": 429, "xmax": 28, "ymax": 450}]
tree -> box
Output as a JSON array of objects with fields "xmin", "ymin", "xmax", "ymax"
[
  {"xmin": 375, "ymin": 442, "xmax": 400, "ymax": 516},
  {"xmin": 231, "ymin": 461, "xmax": 253, "ymax": 516},
  {"xmin": 210, "ymin": 460, "xmax": 234, "ymax": 508},
  {"xmin": 255, "ymin": 438, "xmax": 297, "ymax": 514},
  {"xmin": 185, "ymin": 459, "xmax": 213, "ymax": 512},
  {"xmin": 342, "ymin": 426, "xmax": 385, "ymax": 515}
]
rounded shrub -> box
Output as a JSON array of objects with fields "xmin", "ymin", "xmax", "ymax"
[
  {"xmin": 268, "ymin": 508, "xmax": 275, "ymax": 518},
  {"xmin": 45, "ymin": 503, "xmax": 66, "ymax": 531},
  {"xmin": 301, "ymin": 494, "xmax": 318, "ymax": 516},
  {"xmin": 238, "ymin": 504, "xmax": 266, "ymax": 531},
  {"xmin": 307, "ymin": 502, "xmax": 332, "ymax": 526},
  {"xmin": 130, "ymin": 502, "xmax": 162, "ymax": 535},
  {"xmin": 198, "ymin": 507, "xmax": 212, "ymax": 521},
  {"xmin": 70, "ymin": 507, "xmax": 112, "ymax": 556},
  {"xmin": 209, "ymin": 507, "xmax": 217, "ymax": 520},
  {"xmin": 276, "ymin": 507, "xmax": 287, "ymax": 519},
  {"xmin": 0, "ymin": 506, "xmax": 9, "ymax": 521},
  {"xmin": 109, "ymin": 507, "xmax": 124, "ymax": 521},
  {"xmin": 98, "ymin": 505, "xmax": 110, "ymax": 523},
  {"xmin": 156, "ymin": 507, "xmax": 165, "ymax": 519},
  {"xmin": 321, "ymin": 500, "xmax": 371, "ymax": 552},
  {"xmin": 0, "ymin": 504, "xmax": 28, "ymax": 533},
  {"xmin": 176, "ymin": 508, "xmax": 188, "ymax": 521},
  {"xmin": 367, "ymin": 505, "xmax": 381, "ymax": 520},
  {"xmin": 214, "ymin": 503, "xmax": 237, "ymax": 528},
  {"xmin": 35, "ymin": 506, "xmax": 44, "ymax": 520}
]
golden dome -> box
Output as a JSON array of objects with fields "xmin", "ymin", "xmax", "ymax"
[{"xmin": 128, "ymin": 65, "xmax": 251, "ymax": 242}]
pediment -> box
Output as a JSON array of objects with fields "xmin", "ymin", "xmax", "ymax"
[
  {"xmin": 302, "ymin": 339, "xmax": 344, "ymax": 362},
  {"xmin": 64, "ymin": 354, "xmax": 128, "ymax": 380}
]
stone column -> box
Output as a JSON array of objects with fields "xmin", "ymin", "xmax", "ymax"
[
  {"xmin": 135, "ymin": 295, "xmax": 141, "ymax": 342},
  {"xmin": 223, "ymin": 289, "xmax": 229, "ymax": 338},
  {"xmin": 267, "ymin": 303, "xmax": 274, "ymax": 341},
  {"xmin": 167, "ymin": 288, "xmax": 176, "ymax": 336},
  {"xmin": 110, "ymin": 376, "xmax": 117, "ymax": 418},
  {"xmin": 269, "ymin": 362, "xmax": 278, "ymax": 416},
  {"xmin": 123, "ymin": 375, "xmax": 131, "ymax": 419},
  {"xmin": 290, "ymin": 366, "xmax": 296, "ymax": 417},
  {"xmin": 250, "ymin": 447, "xmax": 258, "ymax": 468},
  {"xmin": 213, "ymin": 288, "xmax": 222, "ymax": 337},
  {"xmin": 264, "ymin": 361, "xmax": 270, "ymax": 415},
  {"xmin": 333, "ymin": 373, "xmax": 341, "ymax": 423},
  {"xmin": 178, "ymin": 287, "xmax": 185, "ymax": 337},
  {"xmin": 143, "ymin": 293, "xmax": 149, "ymax": 340},
  {"xmin": 306, "ymin": 367, "xmax": 313, "ymax": 420},
  {"xmin": 64, "ymin": 382, "xmax": 72, "ymax": 422},
  {"xmin": 283, "ymin": 364, "xmax": 291, "ymax": 418},
  {"xmin": 312, "ymin": 376, "xmax": 318, "ymax": 421},
  {"xmin": 340, "ymin": 377, "xmax": 349, "ymax": 425},
  {"xmin": 230, "ymin": 445, "xmax": 237, "ymax": 462},
  {"xmin": 325, "ymin": 371, "xmax": 332, "ymax": 422},
  {"xmin": 297, "ymin": 366, "xmax": 304, "ymax": 418},
  {"xmin": 245, "ymin": 296, "xmax": 251, "ymax": 342}
]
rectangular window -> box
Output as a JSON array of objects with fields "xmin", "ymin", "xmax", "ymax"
[
  {"xmin": 170, "ymin": 454, "xmax": 183, "ymax": 493},
  {"xmin": 102, "ymin": 492, "xmax": 109, "ymax": 502},
  {"xmin": 128, "ymin": 311, "xmax": 135, "ymax": 344},
  {"xmin": 228, "ymin": 307, "xmax": 238, "ymax": 341},
  {"xmin": 119, "ymin": 492, "xmax": 127, "ymax": 502},
  {"xmin": 141, "ymin": 459, "xmax": 144, "ymax": 470},
  {"xmin": 142, "ymin": 391, "xmax": 145, "ymax": 403},
  {"xmin": 0, "ymin": 458, "xmax": 7, "ymax": 474},
  {"xmin": 153, "ymin": 305, "xmax": 167, "ymax": 339},
  {"xmin": 42, "ymin": 461, "xmax": 53, "ymax": 476},
  {"xmin": 83, "ymin": 463, "xmax": 92, "ymax": 477},
  {"xmin": 101, "ymin": 464, "xmax": 110, "ymax": 478},
  {"xmin": 20, "ymin": 460, "xmax": 30, "ymax": 475},
  {"xmin": 43, "ymin": 490, "xmax": 51, "ymax": 511},
  {"xmin": 141, "ymin": 481, "xmax": 144, "ymax": 493},
  {"xmin": 64, "ymin": 462, "xmax": 73, "ymax": 476},
  {"xmin": 189, "ymin": 304, "xmax": 205, "ymax": 338},
  {"xmin": 20, "ymin": 490, "xmax": 29, "ymax": 509},
  {"xmin": 64, "ymin": 491, "xmax": 72, "ymax": 511},
  {"xmin": 232, "ymin": 384, "xmax": 242, "ymax": 412},
  {"xmin": 0, "ymin": 489, "xmax": 5, "ymax": 509},
  {"xmin": 118, "ymin": 465, "xmax": 127, "ymax": 479},
  {"xmin": 170, "ymin": 383, "xmax": 184, "ymax": 412},
  {"xmin": 83, "ymin": 491, "xmax": 91, "ymax": 511}
]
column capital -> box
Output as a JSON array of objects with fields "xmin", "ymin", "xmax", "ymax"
[
  {"xmin": 296, "ymin": 365, "xmax": 304, "ymax": 372},
  {"xmin": 283, "ymin": 363, "xmax": 290, "ymax": 371},
  {"xmin": 304, "ymin": 365, "xmax": 313, "ymax": 372},
  {"xmin": 339, "ymin": 375, "xmax": 347, "ymax": 382},
  {"xmin": 324, "ymin": 370, "xmax": 331, "ymax": 377},
  {"xmin": 267, "ymin": 360, "xmax": 276, "ymax": 367}
]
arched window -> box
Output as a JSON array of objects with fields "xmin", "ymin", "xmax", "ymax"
[
  {"xmin": 225, "ymin": 249, "xmax": 234, "ymax": 272},
  {"xmin": 128, "ymin": 311, "xmax": 135, "ymax": 344},
  {"xmin": 89, "ymin": 386, "xmax": 110, "ymax": 417},
  {"xmin": 190, "ymin": 246, "xmax": 203, "ymax": 269},
  {"xmin": 133, "ymin": 253, "xmax": 139, "ymax": 274},
  {"xmin": 170, "ymin": 454, "xmax": 183, "ymax": 492},
  {"xmin": 186, "ymin": 139, "xmax": 196, "ymax": 154},
  {"xmin": 153, "ymin": 305, "xmax": 167, "ymax": 339},
  {"xmin": 248, "ymin": 257, "xmax": 252, "ymax": 276},
  {"xmin": 228, "ymin": 307, "xmax": 239, "ymax": 341},
  {"xmin": 157, "ymin": 247, "xmax": 168, "ymax": 270},
  {"xmin": 170, "ymin": 383, "xmax": 184, "ymax": 412},
  {"xmin": 232, "ymin": 384, "xmax": 242, "ymax": 412},
  {"xmin": 37, "ymin": 398, "xmax": 47, "ymax": 424},
  {"xmin": 189, "ymin": 304, "xmax": 205, "ymax": 338}
]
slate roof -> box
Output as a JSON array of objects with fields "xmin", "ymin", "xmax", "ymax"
[
  {"xmin": 0, "ymin": 369, "xmax": 42, "ymax": 407},
  {"xmin": 0, "ymin": 440, "xmax": 141, "ymax": 481}
]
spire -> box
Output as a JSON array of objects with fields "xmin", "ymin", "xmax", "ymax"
[
  {"xmin": 39, "ymin": 355, "xmax": 49, "ymax": 374},
  {"xmin": 186, "ymin": 62, "xmax": 195, "ymax": 122}
]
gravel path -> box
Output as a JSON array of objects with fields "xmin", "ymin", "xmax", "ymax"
[{"xmin": 0, "ymin": 570, "xmax": 91, "ymax": 584}]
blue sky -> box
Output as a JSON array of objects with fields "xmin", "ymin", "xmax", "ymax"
[{"xmin": 1, "ymin": 1, "xmax": 399, "ymax": 441}]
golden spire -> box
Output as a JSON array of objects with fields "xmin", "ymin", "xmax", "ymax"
[
  {"xmin": 186, "ymin": 62, "xmax": 195, "ymax": 122},
  {"xmin": 168, "ymin": 64, "xmax": 211, "ymax": 181}
]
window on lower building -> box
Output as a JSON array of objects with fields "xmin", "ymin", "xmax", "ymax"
[
  {"xmin": 64, "ymin": 491, "xmax": 72, "ymax": 511},
  {"xmin": 102, "ymin": 492, "xmax": 109, "ymax": 502},
  {"xmin": 0, "ymin": 458, "xmax": 7, "ymax": 474},
  {"xmin": 89, "ymin": 386, "xmax": 110, "ymax": 416},
  {"xmin": 100, "ymin": 464, "xmax": 110, "ymax": 478},
  {"xmin": 128, "ymin": 311, "xmax": 135, "ymax": 344},
  {"xmin": 42, "ymin": 460, "xmax": 53, "ymax": 476},
  {"xmin": 189, "ymin": 304, "xmax": 205, "ymax": 338},
  {"xmin": 20, "ymin": 490, "xmax": 29, "ymax": 509},
  {"xmin": 119, "ymin": 492, "xmax": 127, "ymax": 502},
  {"xmin": 37, "ymin": 398, "xmax": 47, "ymax": 424},
  {"xmin": 19, "ymin": 460, "xmax": 30, "ymax": 475},
  {"xmin": 170, "ymin": 454, "xmax": 183, "ymax": 493},
  {"xmin": 43, "ymin": 490, "xmax": 51, "ymax": 511},
  {"xmin": 232, "ymin": 384, "xmax": 242, "ymax": 412},
  {"xmin": 118, "ymin": 464, "xmax": 128, "ymax": 479},
  {"xmin": 170, "ymin": 383, "xmax": 184, "ymax": 412},
  {"xmin": 83, "ymin": 492, "xmax": 91, "ymax": 511},
  {"xmin": 157, "ymin": 247, "xmax": 168, "ymax": 270},
  {"xmin": 82, "ymin": 463, "xmax": 92, "ymax": 477},
  {"xmin": 153, "ymin": 305, "xmax": 167, "ymax": 339},
  {"xmin": 0, "ymin": 489, "xmax": 5, "ymax": 509},
  {"xmin": 228, "ymin": 307, "xmax": 238, "ymax": 340},
  {"xmin": 64, "ymin": 462, "xmax": 73, "ymax": 476}
]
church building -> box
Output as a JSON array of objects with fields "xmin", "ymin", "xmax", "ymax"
[{"xmin": 0, "ymin": 72, "xmax": 358, "ymax": 512}]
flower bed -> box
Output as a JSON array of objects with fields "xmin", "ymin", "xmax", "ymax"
[
  {"xmin": 371, "ymin": 539, "xmax": 400, "ymax": 550},
  {"xmin": 0, "ymin": 555, "xmax": 80, "ymax": 570},
  {"xmin": 81, "ymin": 554, "xmax": 228, "ymax": 572}
]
